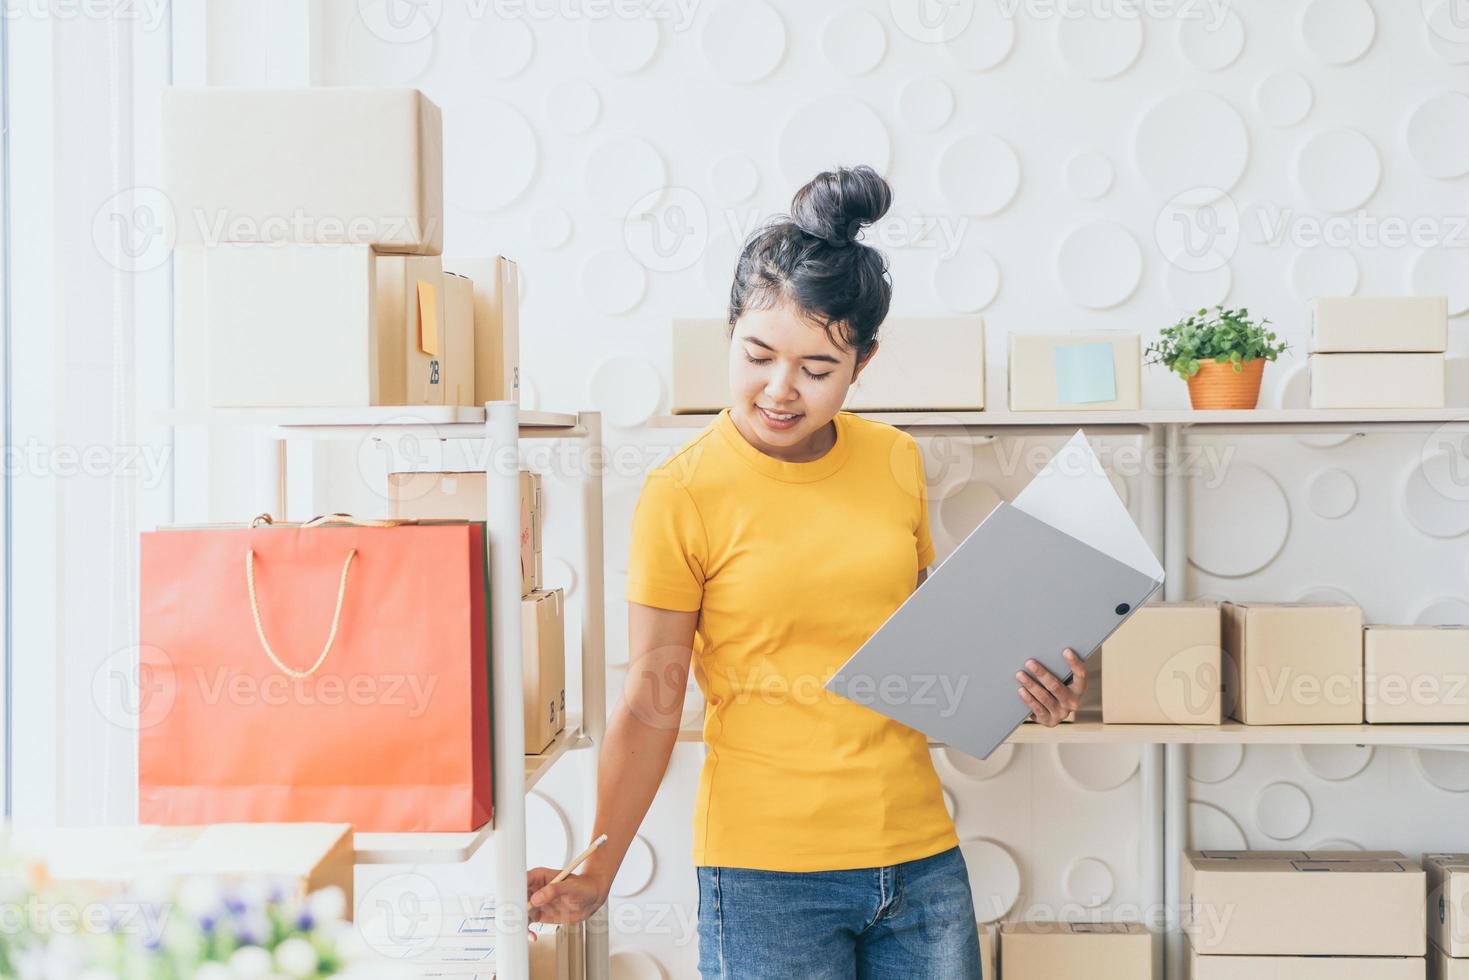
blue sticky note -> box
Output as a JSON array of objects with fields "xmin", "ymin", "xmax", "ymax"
[{"xmin": 1054, "ymin": 342, "xmax": 1117, "ymax": 404}]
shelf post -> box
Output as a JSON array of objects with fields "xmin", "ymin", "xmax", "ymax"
[{"xmin": 1162, "ymin": 422, "xmax": 1190, "ymax": 980}]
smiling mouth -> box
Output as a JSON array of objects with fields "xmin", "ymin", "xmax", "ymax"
[{"xmin": 758, "ymin": 407, "xmax": 802, "ymax": 422}]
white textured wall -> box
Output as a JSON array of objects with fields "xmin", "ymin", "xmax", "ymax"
[{"xmin": 305, "ymin": 1, "xmax": 1469, "ymax": 977}]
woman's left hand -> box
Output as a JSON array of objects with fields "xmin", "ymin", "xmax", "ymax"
[{"xmin": 1015, "ymin": 648, "xmax": 1086, "ymax": 727}]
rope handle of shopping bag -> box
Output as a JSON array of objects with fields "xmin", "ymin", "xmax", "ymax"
[{"xmin": 244, "ymin": 546, "xmax": 357, "ymax": 679}]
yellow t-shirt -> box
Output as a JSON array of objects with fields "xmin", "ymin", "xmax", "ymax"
[{"xmin": 626, "ymin": 408, "xmax": 959, "ymax": 872}]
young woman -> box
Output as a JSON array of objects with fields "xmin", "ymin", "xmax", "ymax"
[{"xmin": 527, "ymin": 166, "xmax": 1087, "ymax": 979}]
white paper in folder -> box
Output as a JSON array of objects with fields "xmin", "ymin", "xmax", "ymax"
[{"xmin": 826, "ymin": 429, "xmax": 1164, "ymax": 759}]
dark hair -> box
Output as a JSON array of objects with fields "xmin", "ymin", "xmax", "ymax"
[{"xmin": 727, "ymin": 165, "xmax": 893, "ymax": 366}]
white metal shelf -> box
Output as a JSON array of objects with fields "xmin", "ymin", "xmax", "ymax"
[
  {"xmin": 653, "ymin": 407, "xmax": 1469, "ymax": 430},
  {"xmin": 160, "ymin": 404, "xmax": 580, "ymax": 428}
]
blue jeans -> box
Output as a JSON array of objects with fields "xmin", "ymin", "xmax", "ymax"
[{"xmin": 696, "ymin": 845, "xmax": 983, "ymax": 979}]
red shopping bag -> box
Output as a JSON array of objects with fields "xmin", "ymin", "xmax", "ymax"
[{"xmin": 138, "ymin": 517, "xmax": 492, "ymax": 832}]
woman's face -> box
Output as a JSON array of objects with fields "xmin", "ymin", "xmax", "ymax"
[{"xmin": 727, "ymin": 297, "xmax": 875, "ymax": 459}]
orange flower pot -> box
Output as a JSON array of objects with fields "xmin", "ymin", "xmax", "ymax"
[{"xmin": 1185, "ymin": 358, "xmax": 1265, "ymax": 410}]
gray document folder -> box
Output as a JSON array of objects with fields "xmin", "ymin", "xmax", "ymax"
[{"xmin": 826, "ymin": 430, "xmax": 1165, "ymax": 760}]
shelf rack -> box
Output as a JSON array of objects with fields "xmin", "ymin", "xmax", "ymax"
[
  {"xmin": 660, "ymin": 404, "xmax": 1469, "ymax": 980},
  {"xmin": 165, "ymin": 402, "xmax": 609, "ymax": 980}
]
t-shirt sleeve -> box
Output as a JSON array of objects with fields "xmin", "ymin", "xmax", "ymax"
[
  {"xmin": 626, "ymin": 467, "xmax": 708, "ymax": 612},
  {"xmin": 910, "ymin": 436, "xmax": 936, "ymax": 569}
]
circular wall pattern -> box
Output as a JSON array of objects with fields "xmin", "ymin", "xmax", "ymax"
[
  {"xmin": 1405, "ymin": 93, "xmax": 1469, "ymax": 177},
  {"xmin": 940, "ymin": 742, "xmax": 1015, "ymax": 781},
  {"xmin": 1189, "ymin": 801, "xmax": 1247, "ymax": 849},
  {"xmin": 1188, "ymin": 463, "xmax": 1290, "ymax": 577},
  {"xmin": 1299, "ymin": 0, "xmax": 1376, "ymax": 64},
  {"xmin": 1255, "ymin": 71, "xmax": 1314, "ymax": 127},
  {"xmin": 936, "ymin": 134, "xmax": 1021, "ymax": 216},
  {"xmin": 452, "ymin": 101, "xmax": 538, "ymax": 212},
  {"xmin": 1255, "ymin": 782, "xmax": 1313, "ymax": 840},
  {"xmin": 776, "ymin": 96, "xmax": 892, "ymax": 188},
  {"xmin": 933, "ymin": 239, "xmax": 1001, "ymax": 313},
  {"xmin": 1056, "ymin": 9, "xmax": 1143, "ymax": 79},
  {"xmin": 1294, "ymin": 129, "xmax": 1381, "ymax": 212},
  {"xmin": 1063, "ymin": 150, "xmax": 1114, "ymax": 201},
  {"xmin": 1056, "ymin": 744, "xmax": 1141, "ymax": 791},
  {"xmin": 530, "ymin": 206, "xmax": 573, "ymax": 250},
  {"xmin": 938, "ymin": 481, "xmax": 1004, "ymax": 541},
  {"xmin": 584, "ymin": 135, "xmax": 666, "ymax": 219},
  {"xmin": 709, "ymin": 155, "xmax": 760, "ymax": 204},
  {"xmin": 343, "ymin": 4, "xmax": 436, "ymax": 83},
  {"xmin": 1311, "ymin": 839, "xmax": 1363, "ymax": 851},
  {"xmin": 1153, "ymin": 187, "xmax": 1240, "ymax": 275},
  {"xmin": 1297, "ymin": 744, "xmax": 1374, "ymax": 781},
  {"xmin": 527, "ymin": 791, "xmax": 571, "ymax": 868},
  {"xmin": 701, "ymin": 0, "xmax": 785, "ymax": 83},
  {"xmin": 473, "ymin": 16, "xmax": 534, "ymax": 79},
  {"xmin": 1064, "ymin": 858, "xmax": 1115, "ymax": 907},
  {"xmin": 1414, "ymin": 749, "xmax": 1469, "ymax": 792},
  {"xmin": 1403, "ymin": 453, "xmax": 1469, "ymax": 538},
  {"xmin": 1274, "ymin": 364, "xmax": 1358, "ymax": 449},
  {"xmin": 1292, "ymin": 586, "xmax": 1359, "ymax": 607},
  {"xmin": 1413, "ymin": 597, "xmax": 1469, "ymax": 625},
  {"xmin": 945, "ymin": 0, "xmax": 1016, "ymax": 71},
  {"xmin": 1165, "ymin": 262, "xmax": 1232, "ymax": 310},
  {"xmin": 821, "ymin": 10, "xmax": 887, "ymax": 76},
  {"xmin": 587, "ymin": 357, "xmax": 663, "ymax": 428},
  {"xmin": 1178, "ymin": 8, "xmax": 1244, "ymax": 70},
  {"xmin": 1408, "ymin": 247, "xmax": 1469, "ymax": 317},
  {"xmin": 611, "ymin": 835, "xmax": 656, "ymax": 897},
  {"xmin": 1289, "ymin": 247, "xmax": 1360, "ymax": 301},
  {"xmin": 610, "ymin": 950, "xmax": 668, "ymax": 980},
  {"xmin": 1054, "ymin": 220, "xmax": 1143, "ymax": 310},
  {"xmin": 1306, "ymin": 468, "xmax": 1358, "ymax": 519},
  {"xmin": 545, "ymin": 79, "xmax": 600, "ymax": 135},
  {"xmin": 584, "ymin": 16, "xmax": 659, "ymax": 75},
  {"xmin": 898, "ymin": 77, "xmax": 955, "ymax": 133},
  {"xmin": 1134, "ymin": 92, "xmax": 1249, "ymax": 197},
  {"xmin": 1188, "ymin": 744, "xmax": 1244, "ymax": 784},
  {"xmin": 581, "ymin": 251, "xmax": 647, "ymax": 316},
  {"xmin": 960, "ymin": 838, "xmax": 1022, "ymax": 923},
  {"xmin": 543, "ymin": 556, "xmax": 579, "ymax": 598}
]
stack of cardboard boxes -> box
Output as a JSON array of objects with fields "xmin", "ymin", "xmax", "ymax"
[
  {"xmin": 999, "ymin": 921, "xmax": 1154, "ymax": 979},
  {"xmin": 1427, "ymin": 855, "xmax": 1469, "ymax": 979},
  {"xmin": 1309, "ymin": 297, "xmax": 1448, "ymax": 409},
  {"xmin": 165, "ymin": 87, "xmax": 518, "ymax": 411}
]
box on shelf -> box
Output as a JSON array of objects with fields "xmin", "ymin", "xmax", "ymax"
[
  {"xmin": 1426, "ymin": 854, "xmax": 1469, "ymax": 958},
  {"xmin": 175, "ymin": 244, "xmax": 209, "ymax": 412},
  {"xmin": 979, "ymin": 922, "xmax": 996, "ymax": 980},
  {"xmin": 1102, "ymin": 600, "xmax": 1222, "ymax": 724},
  {"xmin": 999, "ymin": 921, "xmax": 1153, "ymax": 979},
  {"xmin": 378, "ymin": 254, "xmax": 447, "ymax": 406},
  {"xmin": 1188, "ymin": 947, "xmax": 1424, "ymax": 979},
  {"xmin": 671, "ymin": 315, "xmax": 987, "ymax": 413},
  {"xmin": 1365, "ymin": 626, "xmax": 1469, "ymax": 724},
  {"xmin": 1431, "ymin": 940, "xmax": 1469, "ymax": 980},
  {"xmin": 441, "ymin": 271, "xmax": 478, "ymax": 407},
  {"xmin": 1221, "ymin": 602, "xmax": 1364, "ymax": 725},
  {"xmin": 1311, "ymin": 296, "xmax": 1448, "ymax": 353},
  {"xmin": 445, "ymin": 256, "xmax": 520, "ymax": 404},
  {"xmin": 531, "ymin": 920, "xmax": 586, "ymax": 980},
  {"xmin": 205, "ymin": 243, "xmax": 381, "ymax": 408},
  {"xmin": 523, "ymin": 588, "xmax": 567, "ymax": 753},
  {"xmin": 1008, "ymin": 332, "xmax": 1142, "ymax": 411},
  {"xmin": 164, "ymin": 87, "xmax": 442, "ymax": 254},
  {"xmin": 1182, "ymin": 850, "xmax": 1425, "ymax": 956},
  {"xmin": 387, "ymin": 468, "xmax": 540, "ymax": 594},
  {"xmin": 1308, "ymin": 353, "xmax": 1446, "ymax": 409},
  {"xmin": 11, "ymin": 823, "xmax": 355, "ymax": 916}
]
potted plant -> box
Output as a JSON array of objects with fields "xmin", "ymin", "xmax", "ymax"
[{"xmin": 1145, "ymin": 305, "xmax": 1290, "ymax": 410}]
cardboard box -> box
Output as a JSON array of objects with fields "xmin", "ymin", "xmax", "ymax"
[
  {"xmin": 205, "ymin": 243, "xmax": 381, "ymax": 408},
  {"xmin": 164, "ymin": 87, "xmax": 442, "ymax": 254},
  {"xmin": 1312, "ymin": 296, "xmax": 1448, "ymax": 352},
  {"xmin": 1365, "ymin": 626, "xmax": 1469, "ymax": 723},
  {"xmin": 1102, "ymin": 601, "xmax": 1222, "ymax": 724},
  {"xmin": 531, "ymin": 920, "xmax": 586, "ymax": 980},
  {"xmin": 1221, "ymin": 603, "xmax": 1363, "ymax": 725},
  {"xmin": 1182, "ymin": 850, "xmax": 1426, "ymax": 956},
  {"xmin": 523, "ymin": 588, "xmax": 567, "ymax": 753},
  {"xmin": 1008, "ymin": 332, "xmax": 1142, "ymax": 411},
  {"xmin": 378, "ymin": 254, "xmax": 446, "ymax": 406},
  {"xmin": 12, "ymin": 823, "xmax": 354, "ymax": 916},
  {"xmin": 1000, "ymin": 921, "xmax": 1153, "ymax": 979},
  {"xmin": 387, "ymin": 469, "xmax": 540, "ymax": 594},
  {"xmin": 671, "ymin": 315, "xmax": 987, "ymax": 413},
  {"xmin": 1188, "ymin": 947, "xmax": 1424, "ymax": 979},
  {"xmin": 175, "ymin": 244, "xmax": 209, "ymax": 411},
  {"xmin": 1431, "ymin": 940, "xmax": 1469, "ymax": 980},
  {"xmin": 979, "ymin": 922, "xmax": 996, "ymax": 980},
  {"xmin": 1426, "ymin": 854, "xmax": 1469, "ymax": 958},
  {"xmin": 1309, "ymin": 353, "xmax": 1446, "ymax": 409},
  {"xmin": 441, "ymin": 272, "xmax": 478, "ymax": 407},
  {"xmin": 445, "ymin": 256, "xmax": 520, "ymax": 404}
]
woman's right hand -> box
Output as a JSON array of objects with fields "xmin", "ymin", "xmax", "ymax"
[{"xmin": 527, "ymin": 867, "xmax": 609, "ymax": 925}]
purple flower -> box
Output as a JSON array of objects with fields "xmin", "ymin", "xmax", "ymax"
[{"xmin": 295, "ymin": 910, "xmax": 315, "ymax": 932}]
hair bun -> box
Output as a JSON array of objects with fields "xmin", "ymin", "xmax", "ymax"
[{"xmin": 789, "ymin": 165, "xmax": 892, "ymax": 246}]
